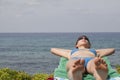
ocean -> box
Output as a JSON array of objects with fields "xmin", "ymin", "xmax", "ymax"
[{"xmin": 0, "ymin": 32, "xmax": 120, "ymax": 74}]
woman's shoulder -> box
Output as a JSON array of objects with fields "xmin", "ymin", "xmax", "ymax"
[
  {"xmin": 71, "ymin": 48, "xmax": 79, "ymax": 54},
  {"xmin": 89, "ymin": 48, "xmax": 97, "ymax": 56}
]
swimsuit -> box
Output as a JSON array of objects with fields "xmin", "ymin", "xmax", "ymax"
[{"xmin": 70, "ymin": 48, "xmax": 97, "ymax": 67}]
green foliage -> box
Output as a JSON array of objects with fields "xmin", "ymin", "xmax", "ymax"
[
  {"xmin": 0, "ymin": 68, "xmax": 53, "ymax": 80},
  {"xmin": 32, "ymin": 73, "xmax": 53, "ymax": 80},
  {"xmin": 0, "ymin": 68, "xmax": 31, "ymax": 80},
  {"xmin": 116, "ymin": 65, "xmax": 120, "ymax": 74},
  {"xmin": 32, "ymin": 73, "xmax": 49, "ymax": 80}
]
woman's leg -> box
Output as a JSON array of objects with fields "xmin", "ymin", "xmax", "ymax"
[
  {"xmin": 86, "ymin": 57, "xmax": 108, "ymax": 80},
  {"xmin": 66, "ymin": 59, "xmax": 85, "ymax": 80}
]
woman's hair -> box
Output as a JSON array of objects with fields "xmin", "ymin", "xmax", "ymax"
[{"xmin": 75, "ymin": 35, "xmax": 91, "ymax": 48}]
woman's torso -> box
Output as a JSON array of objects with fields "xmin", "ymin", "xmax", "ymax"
[{"xmin": 70, "ymin": 48, "xmax": 97, "ymax": 58}]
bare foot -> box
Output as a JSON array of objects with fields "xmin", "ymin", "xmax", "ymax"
[
  {"xmin": 68, "ymin": 59, "xmax": 85, "ymax": 80},
  {"xmin": 93, "ymin": 57, "xmax": 108, "ymax": 80}
]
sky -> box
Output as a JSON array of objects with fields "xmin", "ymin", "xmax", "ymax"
[{"xmin": 0, "ymin": 0, "xmax": 120, "ymax": 33}]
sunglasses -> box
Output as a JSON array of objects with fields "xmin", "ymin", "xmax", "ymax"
[{"xmin": 78, "ymin": 37, "xmax": 89, "ymax": 41}]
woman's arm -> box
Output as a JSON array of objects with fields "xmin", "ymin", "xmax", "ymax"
[
  {"xmin": 96, "ymin": 48, "xmax": 115, "ymax": 57},
  {"xmin": 50, "ymin": 48, "xmax": 71, "ymax": 59}
]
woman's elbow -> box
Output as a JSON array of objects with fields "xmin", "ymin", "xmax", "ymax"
[
  {"xmin": 50, "ymin": 48, "xmax": 56, "ymax": 53},
  {"xmin": 111, "ymin": 48, "xmax": 115, "ymax": 54},
  {"xmin": 50, "ymin": 48, "xmax": 54, "ymax": 52}
]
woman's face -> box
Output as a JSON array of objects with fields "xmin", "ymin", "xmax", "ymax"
[{"xmin": 76, "ymin": 37, "xmax": 90, "ymax": 48}]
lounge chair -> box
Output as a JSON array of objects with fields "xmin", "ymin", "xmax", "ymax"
[{"xmin": 54, "ymin": 57, "xmax": 120, "ymax": 80}]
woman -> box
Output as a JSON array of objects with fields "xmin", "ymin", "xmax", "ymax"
[{"xmin": 51, "ymin": 35, "xmax": 115, "ymax": 80}]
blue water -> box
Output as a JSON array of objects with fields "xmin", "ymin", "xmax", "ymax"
[{"xmin": 0, "ymin": 32, "xmax": 120, "ymax": 74}]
